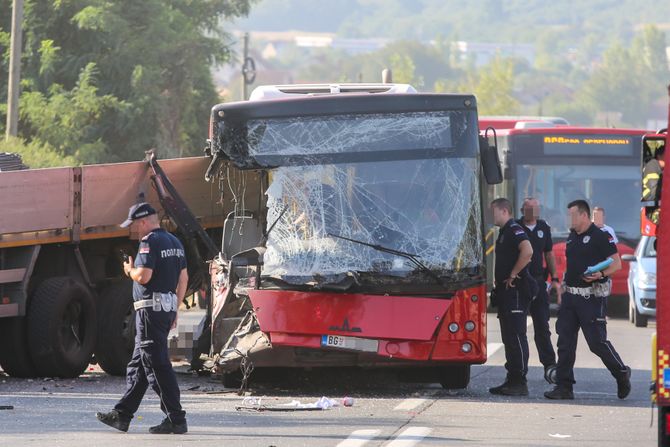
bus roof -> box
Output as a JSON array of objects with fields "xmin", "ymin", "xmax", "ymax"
[
  {"xmin": 494, "ymin": 126, "xmax": 650, "ymax": 137},
  {"xmin": 249, "ymin": 83, "xmax": 417, "ymax": 101},
  {"xmin": 479, "ymin": 116, "xmax": 569, "ymax": 129}
]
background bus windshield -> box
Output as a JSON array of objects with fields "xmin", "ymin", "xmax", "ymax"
[{"xmin": 515, "ymin": 164, "xmax": 639, "ymax": 239}]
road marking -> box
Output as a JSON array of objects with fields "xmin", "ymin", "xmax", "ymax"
[
  {"xmin": 393, "ymin": 398, "xmax": 428, "ymax": 411},
  {"xmin": 337, "ymin": 429, "xmax": 381, "ymax": 447},
  {"xmin": 487, "ymin": 342, "xmax": 504, "ymax": 356},
  {"xmin": 574, "ymin": 391, "xmax": 615, "ymax": 396},
  {"xmin": 385, "ymin": 427, "xmax": 433, "ymax": 447}
]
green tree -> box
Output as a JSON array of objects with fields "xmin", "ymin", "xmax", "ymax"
[
  {"xmin": 582, "ymin": 26, "xmax": 668, "ymax": 126},
  {"xmin": 463, "ymin": 56, "xmax": 521, "ymax": 116},
  {"xmin": 0, "ymin": 0, "xmax": 253, "ymax": 165}
]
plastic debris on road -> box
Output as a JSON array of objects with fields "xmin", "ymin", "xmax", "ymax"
[{"xmin": 236, "ymin": 396, "xmax": 352, "ymax": 412}]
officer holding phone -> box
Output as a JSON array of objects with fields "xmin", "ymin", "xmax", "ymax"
[{"xmin": 97, "ymin": 202, "xmax": 189, "ymax": 434}]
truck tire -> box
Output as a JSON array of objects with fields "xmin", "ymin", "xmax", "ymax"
[
  {"xmin": 438, "ymin": 365, "xmax": 471, "ymax": 390},
  {"xmin": 0, "ymin": 317, "xmax": 36, "ymax": 377},
  {"xmin": 95, "ymin": 280, "xmax": 135, "ymax": 376},
  {"xmin": 28, "ymin": 277, "xmax": 97, "ymax": 378}
]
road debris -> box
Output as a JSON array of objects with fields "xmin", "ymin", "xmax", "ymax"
[{"xmin": 236, "ymin": 396, "xmax": 351, "ymax": 412}]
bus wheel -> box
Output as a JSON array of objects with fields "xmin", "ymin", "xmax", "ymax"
[
  {"xmin": 438, "ymin": 365, "xmax": 471, "ymax": 390},
  {"xmin": 0, "ymin": 317, "xmax": 37, "ymax": 377},
  {"xmin": 95, "ymin": 280, "xmax": 135, "ymax": 376},
  {"xmin": 28, "ymin": 277, "xmax": 97, "ymax": 378}
]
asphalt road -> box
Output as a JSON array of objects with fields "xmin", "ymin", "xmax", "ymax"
[{"xmin": 0, "ymin": 313, "xmax": 656, "ymax": 446}]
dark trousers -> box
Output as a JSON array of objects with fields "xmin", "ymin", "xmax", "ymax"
[
  {"xmin": 497, "ymin": 287, "xmax": 530, "ymax": 381},
  {"xmin": 555, "ymin": 292, "xmax": 627, "ymax": 389},
  {"xmin": 114, "ymin": 308, "xmax": 186, "ymax": 424},
  {"xmin": 529, "ymin": 280, "xmax": 556, "ymax": 368}
]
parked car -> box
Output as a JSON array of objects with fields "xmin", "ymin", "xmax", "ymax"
[{"xmin": 622, "ymin": 236, "xmax": 656, "ymax": 327}]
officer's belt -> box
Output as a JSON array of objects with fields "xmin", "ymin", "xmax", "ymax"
[
  {"xmin": 133, "ymin": 292, "xmax": 178, "ymax": 312},
  {"xmin": 565, "ymin": 285, "xmax": 608, "ymax": 298},
  {"xmin": 133, "ymin": 299, "xmax": 154, "ymax": 310}
]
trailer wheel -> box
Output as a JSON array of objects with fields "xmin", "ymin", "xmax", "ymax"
[
  {"xmin": 28, "ymin": 277, "xmax": 97, "ymax": 378},
  {"xmin": 94, "ymin": 281, "xmax": 135, "ymax": 376},
  {"xmin": 438, "ymin": 365, "xmax": 471, "ymax": 390},
  {"xmin": 0, "ymin": 317, "xmax": 37, "ymax": 377}
]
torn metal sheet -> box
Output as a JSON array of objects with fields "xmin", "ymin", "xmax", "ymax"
[{"xmin": 216, "ymin": 311, "xmax": 271, "ymax": 370}]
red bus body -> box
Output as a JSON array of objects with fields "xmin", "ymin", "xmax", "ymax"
[{"xmin": 244, "ymin": 286, "xmax": 487, "ymax": 365}]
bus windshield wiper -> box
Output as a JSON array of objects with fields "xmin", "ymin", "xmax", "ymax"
[
  {"xmin": 327, "ymin": 233, "xmax": 449, "ymax": 289},
  {"xmin": 262, "ymin": 204, "xmax": 289, "ymax": 243}
]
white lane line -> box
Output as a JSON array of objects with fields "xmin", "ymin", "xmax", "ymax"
[
  {"xmin": 487, "ymin": 342, "xmax": 504, "ymax": 357},
  {"xmin": 385, "ymin": 427, "xmax": 433, "ymax": 447},
  {"xmin": 393, "ymin": 398, "xmax": 428, "ymax": 411},
  {"xmin": 337, "ymin": 429, "xmax": 381, "ymax": 447}
]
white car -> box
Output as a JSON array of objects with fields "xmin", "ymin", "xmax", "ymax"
[{"xmin": 622, "ymin": 236, "xmax": 656, "ymax": 327}]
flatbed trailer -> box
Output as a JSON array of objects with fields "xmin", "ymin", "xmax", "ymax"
[{"xmin": 0, "ymin": 155, "xmax": 224, "ymax": 378}]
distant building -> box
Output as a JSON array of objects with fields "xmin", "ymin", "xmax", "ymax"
[{"xmin": 451, "ymin": 41, "xmax": 535, "ymax": 66}]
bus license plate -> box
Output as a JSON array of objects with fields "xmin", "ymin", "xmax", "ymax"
[{"xmin": 321, "ymin": 335, "xmax": 378, "ymax": 353}]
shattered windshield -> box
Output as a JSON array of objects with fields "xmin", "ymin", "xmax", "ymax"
[{"xmin": 246, "ymin": 110, "xmax": 483, "ymax": 288}]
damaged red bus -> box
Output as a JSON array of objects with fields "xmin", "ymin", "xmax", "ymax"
[{"xmin": 202, "ymin": 84, "xmax": 502, "ymax": 388}]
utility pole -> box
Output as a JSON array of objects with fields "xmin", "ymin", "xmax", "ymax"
[
  {"xmin": 241, "ymin": 32, "xmax": 256, "ymax": 101},
  {"xmin": 6, "ymin": 0, "xmax": 24, "ymax": 140}
]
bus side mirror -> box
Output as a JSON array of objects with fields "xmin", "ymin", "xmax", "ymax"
[{"xmin": 479, "ymin": 135, "xmax": 503, "ymax": 185}]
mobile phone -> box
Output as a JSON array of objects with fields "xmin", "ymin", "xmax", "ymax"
[{"xmin": 120, "ymin": 250, "xmax": 130, "ymax": 262}]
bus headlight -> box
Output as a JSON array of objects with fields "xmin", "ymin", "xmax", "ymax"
[
  {"xmin": 448, "ymin": 323, "xmax": 460, "ymax": 333},
  {"xmin": 461, "ymin": 342, "xmax": 473, "ymax": 353},
  {"xmin": 464, "ymin": 321, "xmax": 476, "ymax": 332}
]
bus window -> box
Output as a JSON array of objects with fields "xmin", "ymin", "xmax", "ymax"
[{"xmin": 516, "ymin": 164, "xmax": 639, "ymax": 238}]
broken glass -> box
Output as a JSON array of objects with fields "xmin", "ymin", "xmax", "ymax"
[{"xmin": 216, "ymin": 109, "xmax": 483, "ymax": 288}]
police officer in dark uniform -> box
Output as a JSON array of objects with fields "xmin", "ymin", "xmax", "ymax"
[
  {"xmin": 545, "ymin": 200, "xmax": 631, "ymax": 400},
  {"xmin": 489, "ymin": 198, "xmax": 535, "ymax": 396},
  {"xmin": 516, "ymin": 197, "xmax": 558, "ymax": 382},
  {"xmin": 97, "ymin": 202, "xmax": 189, "ymax": 433}
]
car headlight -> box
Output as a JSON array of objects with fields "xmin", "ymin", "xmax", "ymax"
[{"xmin": 637, "ymin": 271, "xmax": 657, "ymax": 288}]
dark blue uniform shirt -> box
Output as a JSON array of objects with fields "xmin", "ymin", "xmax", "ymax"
[
  {"xmin": 565, "ymin": 223, "xmax": 617, "ymax": 288},
  {"xmin": 516, "ymin": 218, "xmax": 553, "ymax": 279},
  {"xmin": 133, "ymin": 228, "xmax": 187, "ymax": 300},
  {"xmin": 495, "ymin": 219, "xmax": 530, "ymax": 284}
]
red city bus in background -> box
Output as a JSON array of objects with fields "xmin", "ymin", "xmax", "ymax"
[
  {"xmin": 202, "ymin": 84, "xmax": 503, "ymax": 389},
  {"xmin": 481, "ymin": 122, "xmax": 648, "ymax": 305}
]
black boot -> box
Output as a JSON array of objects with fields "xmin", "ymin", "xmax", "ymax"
[
  {"xmin": 149, "ymin": 417, "xmax": 188, "ymax": 434},
  {"xmin": 544, "ymin": 386, "xmax": 574, "ymax": 400},
  {"xmin": 96, "ymin": 410, "xmax": 131, "ymax": 432},
  {"xmin": 489, "ymin": 378, "xmax": 528, "ymax": 396},
  {"xmin": 616, "ymin": 366, "xmax": 632, "ymax": 399}
]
